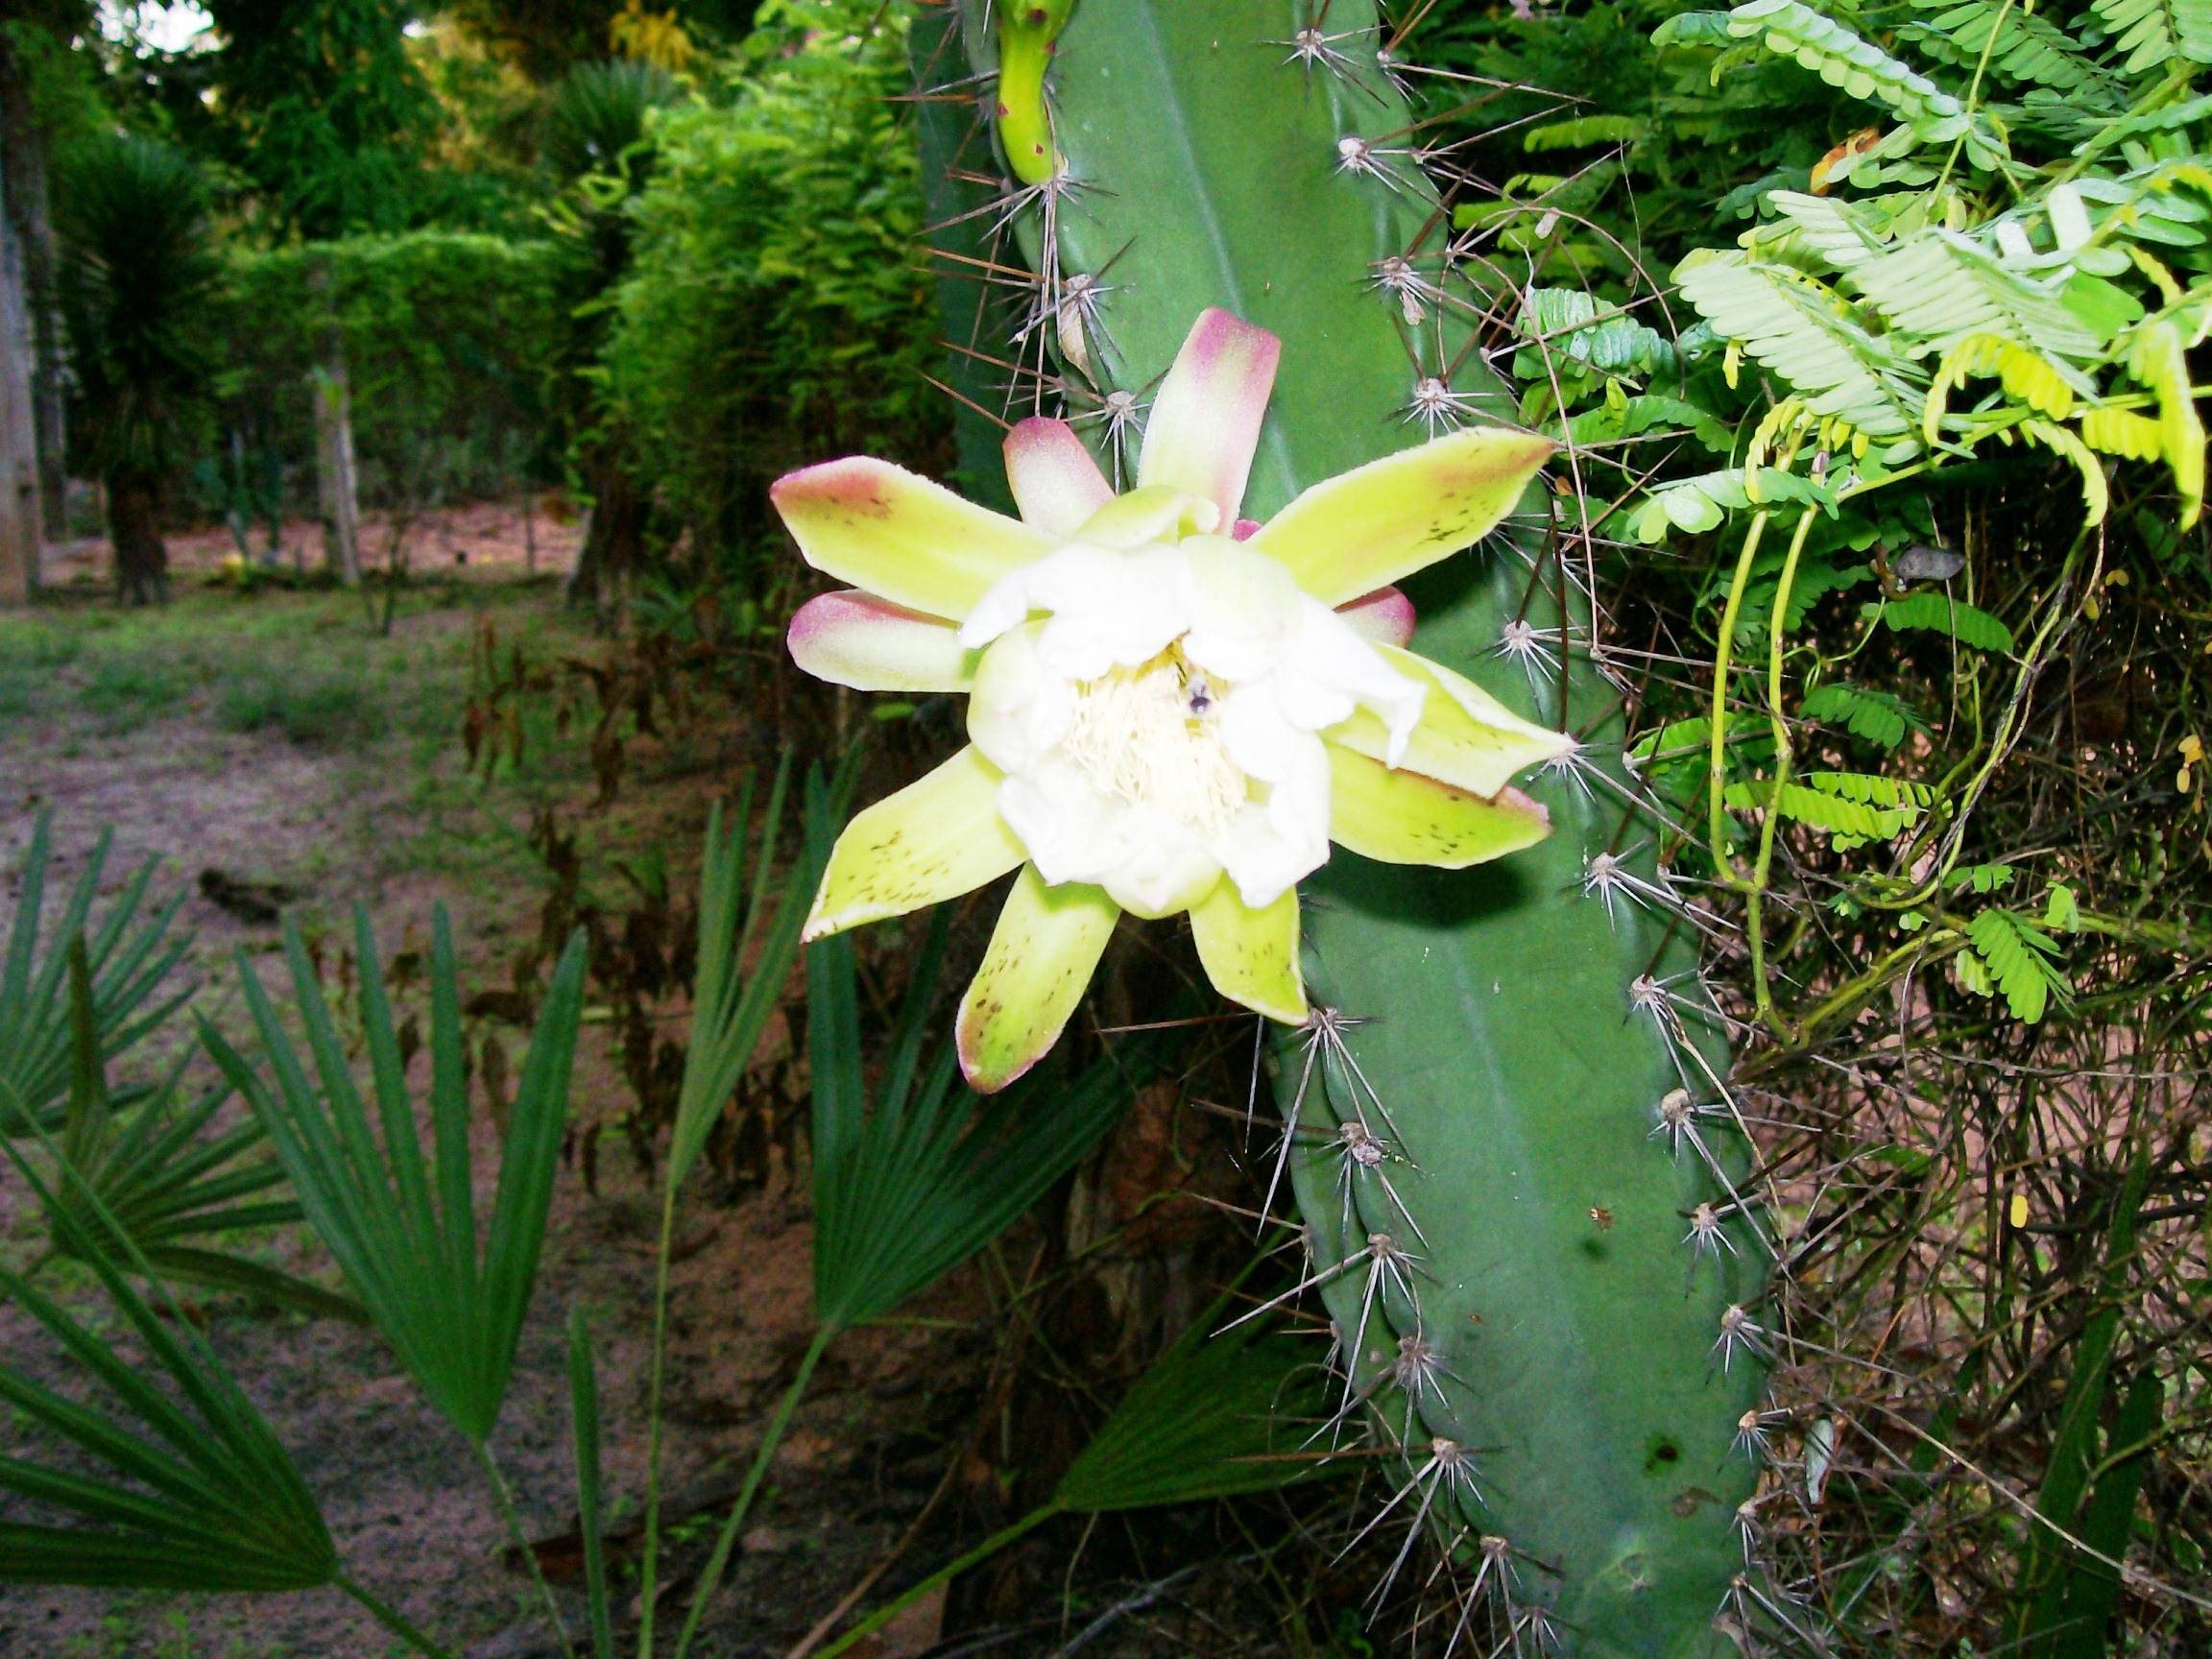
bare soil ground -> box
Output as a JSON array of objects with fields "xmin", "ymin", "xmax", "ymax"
[{"xmin": 0, "ymin": 511, "xmax": 994, "ymax": 1659}]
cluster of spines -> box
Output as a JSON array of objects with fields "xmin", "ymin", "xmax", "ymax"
[{"xmin": 912, "ymin": 3, "xmax": 1821, "ymax": 1649}]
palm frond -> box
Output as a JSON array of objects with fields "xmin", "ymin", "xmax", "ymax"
[
  {"xmin": 203, "ymin": 906, "xmax": 587, "ymax": 1445},
  {"xmin": 1052, "ymin": 1311, "xmax": 1334, "ymax": 1512},
  {"xmin": 667, "ymin": 754, "xmax": 801, "ymax": 1190},
  {"xmin": 0, "ymin": 810, "xmax": 193, "ymax": 1138},
  {"xmin": 40, "ymin": 940, "xmax": 363, "ymax": 1322},
  {"xmin": 565, "ymin": 1309, "xmax": 614, "ymax": 1659},
  {"xmin": 0, "ymin": 1148, "xmax": 335, "ymax": 1592}
]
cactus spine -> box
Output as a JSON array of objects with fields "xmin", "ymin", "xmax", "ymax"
[{"xmin": 941, "ymin": 2, "xmax": 1768, "ymax": 1650}]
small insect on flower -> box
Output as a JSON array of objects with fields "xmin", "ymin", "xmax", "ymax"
[{"xmin": 775, "ymin": 309, "xmax": 1566, "ymax": 1093}]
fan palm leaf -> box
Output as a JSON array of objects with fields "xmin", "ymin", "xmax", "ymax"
[
  {"xmin": 44, "ymin": 942, "xmax": 363, "ymax": 1322},
  {"xmin": 202, "ymin": 906, "xmax": 587, "ymax": 1446},
  {"xmin": 0, "ymin": 811, "xmax": 193, "ymax": 1138}
]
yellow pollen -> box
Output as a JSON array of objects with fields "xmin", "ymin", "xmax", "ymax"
[{"xmin": 1061, "ymin": 649, "xmax": 1248, "ymax": 834}]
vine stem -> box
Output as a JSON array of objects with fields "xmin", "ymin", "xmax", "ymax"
[
  {"xmin": 1748, "ymin": 502, "xmax": 1822, "ymax": 1040},
  {"xmin": 1706, "ymin": 509, "xmax": 1772, "ymax": 885},
  {"xmin": 670, "ymin": 1325, "xmax": 834, "ymax": 1659},
  {"xmin": 336, "ymin": 1573, "xmax": 462, "ymax": 1659},
  {"xmin": 635, "ymin": 1178, "xmax": 682, "ymax": 1659},
  {"xmin": 472, "ymin": 1438, "xmax": 577, "ymax": 1659}
]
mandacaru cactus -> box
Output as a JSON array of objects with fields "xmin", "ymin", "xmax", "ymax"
[{"xmin": 919, "ymin": 3, "xmax": 1774, "ymax": 1654}]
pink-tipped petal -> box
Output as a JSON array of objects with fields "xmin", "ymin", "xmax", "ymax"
[
  {"xmin": 771, "ymin": 456, "xmax": 1050, "ymax": 620},
  {"xmin": 1335, "ymin": 586, "xmax": 1417, "ymax": 649},
  {"xmin": 1137, "ymin": 308, "xmax": 1281, "ymax": 523},
  {"xmin": 788, "ymin": 590, "xmax": 976, "ymax": 692},
  {"xmin": 1004, "ymin": 418, "xmax": 1114, "ymax": 540},
  {"xmin": 1232, "ymin": 517, "xmax": 1262, "ymax": 541}
]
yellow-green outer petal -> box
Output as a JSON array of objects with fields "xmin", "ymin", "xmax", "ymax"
[
  {"xmin": 771, "ymin": 456, "xmax": 1051, "ymax": 620},
  {"xmin": 957, "ymin": 867, "xmax": 1120, "ymax": 1092},
  {"xmin": 1332, "ymin": 645, "xmax": 1576, "ymax": 796},
  {"xmin": 806, "ymin": 745, "xmax": 1025, "ymax": 939},
  {"xmin": 1188, "ymin": 879, "xmax": 1308, "ymax": 1024},
  {"xmin": 1327, "ymin": 744, "xmax": 1552, "ymax": 867},
  {"xmin": 1250, "ymin": 427, "xmax": 1556, "ymax": 607}
]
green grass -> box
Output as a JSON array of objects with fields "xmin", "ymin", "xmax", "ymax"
[
  {"xmin": 0, "ymin": 575, "xmax": 639, "ymax": 926},
  {"xmin": 77, "ymin": 657, "xmax": 202, "ymax": 732},
  {"xmin": 216, "ymin": 669, "xmax": 388, "ymax": 748}
]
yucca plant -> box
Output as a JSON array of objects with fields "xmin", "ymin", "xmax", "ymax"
[
  {"xmin": 542, "ymin": 58, "xmax": 679, "ymax": 185},
  {"xmin": 54, "ymin": 134, "xmax": 224, "ymax": 604},
  {"xmin": 202, "ymin": 905, "xmax": 588, "ymax": 1644},
  {"xmin": 1, "ymin": 811, "xmax": 194, "ymax": 1139}
]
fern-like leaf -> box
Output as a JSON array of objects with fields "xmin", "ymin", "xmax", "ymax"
[
  {"xmin": 1905, "ymin": 0, "xmax": 2111, "ymax": 92},
  {"xmin": 2127, "ymin": 318, "xmax": 2206, "ymax": 525},
  {"xmin": 1854, "ymin": 231, "xmax": 2104, "ymax": 365},
  {"xmin": 1765, "ymin": 191, "xmax": 1896, "ymax": 273},
  {"xmin": 2080, "ymin": 405, "xmax": 2165, "ymax": 460},
  {"xmin": 1726, "ymin": 771, "xmax": 1934, "ymax": 836},
  {"xmin": 1966, "ymin": 909, "xmax": 2071, "ymax": 1022},
  {"xmin": 1524, "ymin": 115, "xmax": 1649, "ymax": 151},
  {"xmin": 2021, "ymin": 419, "xmax": 2112, "ymax": 525},
  {"xmin": 1799, "ymin": 682, "xmax": 1929, "ymax": 748},
  {"xmin": 1924, "ymin": 335, "xmax": 2079, "ymax": 445},
  {"xmin": 1725, "ymin": 0, "xmax": 1965, "ymax": 125},
  {"xmin": 2091, "ymin": 0, "xmax": 2212, "ymax": 75},
  {"xmin": 1519, "ymin": 287, "xmax": 1676, "ymax": 375},
  {"xmin": 1881, "ymin": 591, "xmax": 2016, "ymax": 651},
  {"xmin": 1675, "ymin": 251, "xmax": 1922, "ymax": 438}
]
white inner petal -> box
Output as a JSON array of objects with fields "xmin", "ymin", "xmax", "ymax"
[
  {"xmin": 964, "ymin": 533, "xmax": 1420, "ymax": 917},
  {"xmin": 1062, "ymin": 651, "xmax": 1248, "ymax": 839}
]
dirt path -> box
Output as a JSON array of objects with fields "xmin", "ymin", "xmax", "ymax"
[{"xmin": 0, "ymin": 553, "xmax": 986, "ymax": 1659}]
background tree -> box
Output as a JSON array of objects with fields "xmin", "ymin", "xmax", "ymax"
[
  {"xmin": 54, "ymin": 136, "xmax": 220, "ymax": 604},
  {"xmin": 200, "ymin": 0, "xmax": 433, "ymax": 585},
  {"xmin": 542, "ymin": 58, "xmax": 678, "ymax": 609},
  {"xmin": 0, "ymin": 3, "xmax": 93, "ymax": 550}
]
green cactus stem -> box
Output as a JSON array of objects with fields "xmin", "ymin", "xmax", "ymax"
[{"xmin": 937, "ymin": 2, "xmax": 1770, "ymax": 1652}]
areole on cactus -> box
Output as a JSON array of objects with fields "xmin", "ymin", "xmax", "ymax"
[{"xmin": 773, "ymin": 306, "xmax": 1567, "ymax": 1092}]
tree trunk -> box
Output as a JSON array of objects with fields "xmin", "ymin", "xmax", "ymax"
[
  {"xmin": 0, "ymin": 125, "xmax": 39, "ymax": 605},
  {"xmin": 565, "ymin": 440, "xmax": 648, "ymax": 609},
  {"xmin": 107, "ymin": 469, "xmax": 166, "ymax": 605},
  {"xmin": 0, "ymin": 30, "xmax": 65, "ymax": 543},
  {"xmin": 309, "ymin": 261, "xmax": 361, "ymax": 585}
]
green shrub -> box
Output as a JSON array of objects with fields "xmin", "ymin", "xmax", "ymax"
[
  {"xmin": 212, "ymin": 229, "xmax": 573, "ymax": 511},
  {"xmin": 598, "ymin": 4, "xmax": 950, "ymax": 588}
]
